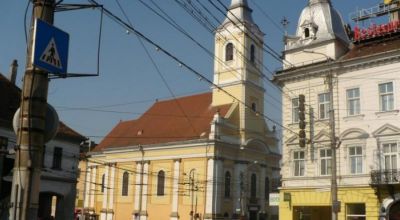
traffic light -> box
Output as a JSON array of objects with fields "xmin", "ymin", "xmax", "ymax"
[{"xmin": 298, "ymin": 94, "xmax": 306, "ymax": 148}]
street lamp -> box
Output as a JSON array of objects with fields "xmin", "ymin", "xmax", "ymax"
[{"xmin": 302, "ymin": 50, "xmax": 340, "ymax": 220}]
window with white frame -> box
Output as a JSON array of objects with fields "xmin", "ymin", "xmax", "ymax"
[
  {"xmin": 347, "ymin": 88, "xmax": 360, "ymax": 116},
  {"xmin": 292, "ymin": 98, "xmax": 299, "ymax": 123},
  {"xmin": 383, "ymin": 142, "xmax": 397, "ymax": 170},
  {"xmin": 318, "ymin": 93, "xmax": 330, "ymax": 119},
  {"xmin": 349, "ymin": 146, "xmax": 363, "ymax": 174},
  {"xmin": 379, "ymin": 82, "xmax": 394, "ymax": 111},
  {"xmin": 293, "ymin": 151, "xmax": 305, "ymax": 176},
  {"xmin": 320, "ymin": 148, "xmax": 332, "ymax": 175},
  {"xmin": 346, "ymin": 203, "xmax": 366, "ymax": 220}
]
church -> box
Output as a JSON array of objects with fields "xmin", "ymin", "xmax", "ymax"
[{"xmin": 81, "ymin": 1, "xmax": 280, "ymax": 220}]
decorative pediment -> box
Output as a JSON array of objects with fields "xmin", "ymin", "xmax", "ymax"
[
  {"xmin": 300, "ymin": 19, "xmax": 318, "ymax": 29},
  {"xmin": 372, "ymin": 124, "xmax": 400, "ymax": 137},
  {"xmin": 243, "ymin": 138, "xmax": 270, "ymax": 153},
  {"xmin": 339, "ymin": 128, "xmax": 369, "ymax": 140},
  {"xmin": 313, "ymin": 130, "xmax": 330, "ymax": 143}
]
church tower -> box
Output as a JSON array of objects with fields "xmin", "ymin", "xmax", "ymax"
[
  {"xmin": 283, "ymin": 0, "xmax": 350, "ymax": 68},
  {"xmin": 212, "ymin": 0, "xmax": 268, "ymax": 142}
]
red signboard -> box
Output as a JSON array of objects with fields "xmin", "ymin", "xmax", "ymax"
[{"xmin": 354, "ymin": 20, "xmax": 400, "ymax": 41}]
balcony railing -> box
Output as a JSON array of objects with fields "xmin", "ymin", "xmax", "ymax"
[{"xmin": 370, "ymin": 169, "xmax": 400, "ymax": 185}]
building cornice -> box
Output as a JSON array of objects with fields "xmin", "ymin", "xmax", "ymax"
[{"xmin": 274, "ymin": 48, "xmax": 400, "ymax": 83}]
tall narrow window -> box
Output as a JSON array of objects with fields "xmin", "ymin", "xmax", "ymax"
[
  {"xmin": 383, "ymin": 143, "xmax": 397, "ymax": 170},
  {"xmin": 347, "ymin": 88, "xmax": 360, "ymax": 116},
  {"xmin": 251, "ymin": 102, "xmax": 257, "ymax": 112},
  {"xmin": 225, "ymin": 43, "xmax": 234, "ymax": 61},
  {"xmin": 250, "ymin": 174, "xmax": 257, "ymax": 198},
  {"xmin": 292, "ymin": 98, "xmax": 299, "ymax": 123},
  {"xmin": 379, "ymin": 82, "xmax": 394, "ymax": 111},
  {"xmin": 304, "ymin": 28, "xmax": 310, "ymax": 38},
  {"xmin": 52, "ymin": 147, "xmax": 62, "ymax": 170},
  {"xmin": 293, "ymin": 151, "xmax": 305, "ymax": 176},
  {"xmin": 122, "ymin": 171, "xmax": 129, "ymax": 196},
  {"xmin": 250, "ymin": 44, "xmax": 256, "ymax": 63},
  {"xmin": 318, "ymin": 93, "xmax": 330, "ymax": 120},
  {"xmin": 224, "ymin": 171, "xmax": 231, "ymax": 198},
  {"xmin": 157, "ymin": 170, "xmax": 165, "ymax": 196},
  {"xmin": 349, "ymin": 146, "xmax": 363, "ymax": 174},
  {"xmin": 320, "ymin": 148, "xmax": 332, "ymax": 175},
  {"xmin": 265, "ymin": 177, "xmax": 270, "ymax": 201},
  {"xmin": 101, "ymin": 174, "xmax": 105, "ymax": 193},
  {"xmin": 42, "ymin": 145, "xmax": 46, "ymax": 168}
]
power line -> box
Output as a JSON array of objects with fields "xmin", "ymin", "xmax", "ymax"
[{"xmin": 87, "ymin": 0, "xmax": 299, "ymax": 137}]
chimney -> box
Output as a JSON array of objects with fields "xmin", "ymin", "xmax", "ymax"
[{"xmin": 8, "ymin": 59, "xmax": 18, "ymax": 84}]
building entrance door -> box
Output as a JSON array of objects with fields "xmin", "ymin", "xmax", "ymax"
[
  {"xmin": 249, "ymin": 211, "xmax": 258, "ymax": 220},
  {"xmin": 389, "ymin": 201, "xmax": 400, "ymax": 220}
]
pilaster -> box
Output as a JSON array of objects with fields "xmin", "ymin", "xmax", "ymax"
[{"xmin": 170, "ymin": 159, "xmax": 181, "ymax": 220}]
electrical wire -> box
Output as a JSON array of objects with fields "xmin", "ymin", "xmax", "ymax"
[{"xmin": 87, "ymin": 0, "xmax": 299, "ymax": 137}]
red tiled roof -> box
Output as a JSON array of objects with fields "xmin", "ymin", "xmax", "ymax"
[
  {"xmin": 0, "ymin": 73, "xmax": 85, "ymax": 141},
  {"xmin": 94, "ymin": 92, "xmax": 231, "ymax": 151},
  {"xmin": 342, "ymin": 35, "xmax": 400, "ymax": 60}
]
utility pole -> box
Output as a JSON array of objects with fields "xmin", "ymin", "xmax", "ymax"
[
  {"xmin": 327, "ymin": 73, "xmax": 339, "ymax": 220},
  {"xmin": 239, "ymin": 172, "xmax": 245, "ymax": 220},
  {"xmin": 9, "ymin": 1, "xmax": 55, "ymax": 219},
  {"xmin": 189, "ymin": 169, "xmax": 195, "ymax": 220},
  {"xmin": 138, "ymin": 145, "xmax": 144, "ymax": 220},
  {"xmin": 303, "ymin": 50, "xmax": 340, "ymax": 220}
]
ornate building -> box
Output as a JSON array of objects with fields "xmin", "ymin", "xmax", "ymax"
[
  {"xmin": 275, "ymin": 0, "xmax": 400, "ymax": 219},
  {"xmin": 82, "ymin": 1, "xmax": 280, "ymax": 220}
]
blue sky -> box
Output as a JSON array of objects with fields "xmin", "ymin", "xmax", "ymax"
[{"xmin": 0, "ymin": 0, "xmax": 383, "ymax": 143}]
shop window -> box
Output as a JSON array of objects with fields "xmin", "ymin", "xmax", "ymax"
[{"xmin": 346, "ymin": 203, "xmax": 366, "ymax": 220}]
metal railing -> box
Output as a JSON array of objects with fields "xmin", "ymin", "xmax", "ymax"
[
  {"xmin": 350, "ymin": 1, "xmax": 400, "ymax": 22},
  {"xmin": 370, "ymin": 169, "xmax": 400, "ymax": 185}
]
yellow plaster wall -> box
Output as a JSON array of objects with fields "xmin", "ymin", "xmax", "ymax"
[
  {"xmin": 113, "ymin": 203, "xmax": 133, "ymax": 220},
  {"xmin": 212, "ymin": 85, "xmax": 243, "ymax": 106},
  {"xmin": 280, "ymin": 187, "xmax": 379, "ymax": 220},
  {"xmin": 149, "ymin": 161, "xmax": 173, "ymax": 205},
  {"xmin": 115, "ymin": 162, "xmax": 136, "ymax": 204}
]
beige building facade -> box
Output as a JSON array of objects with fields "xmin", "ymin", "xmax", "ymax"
[{"xmin": 275, "ymin": 0, "xmax": 400, "ymax": 219}]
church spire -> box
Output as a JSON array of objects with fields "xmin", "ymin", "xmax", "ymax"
[
  {"xmin": 221, "ymin": 0, "xmax": 254, "ymax": 26},
  {"xmin": 309, "ymin": 0, "xmax": 330, "ymax": 5}
]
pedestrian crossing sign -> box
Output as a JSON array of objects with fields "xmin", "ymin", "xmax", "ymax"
[{"xmin": 32, "ymin": 19, "xmax": 69, "ymax": 74}]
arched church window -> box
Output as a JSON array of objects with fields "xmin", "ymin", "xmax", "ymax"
[
  {"xmin": 250, "ymin": 44, "xmax": 256, "ymax": 63},
  {"xmin": 304, "ymin": 28, "xmax": 310, "ymax": 38},
  {"xmin": 122, "ymin": 171, "xmax": 129, "ymax": 196},
  {"xmin": 265, "ymin": 177, "xmax": 270, "ymax": 200},
  {"xmin": 157, "ymin": 170, "xmax": 165, "ymax": 196},
  {"xmin": 225, "ymin": 43, "xmax": 234, "ymax": 61},
  {"xmin": 251, "ymin": 102, "xmax": 257, "ymax": 112},
  {"xmin": 224, "ymin": 171, "xmax": 231, "ymax": 198}
]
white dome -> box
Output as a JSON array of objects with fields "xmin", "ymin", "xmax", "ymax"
[{"xmin": 286, "ymin": 1, "xmax": 350, "ymax": 50}]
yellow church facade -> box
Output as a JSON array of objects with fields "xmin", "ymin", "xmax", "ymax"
[{"xmin": 79, "ymin": 1, "xmax": 280, "ymax": 220}]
